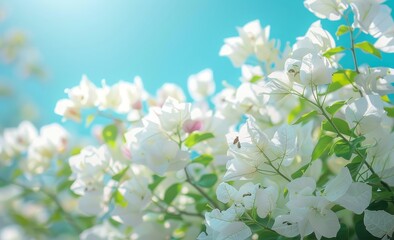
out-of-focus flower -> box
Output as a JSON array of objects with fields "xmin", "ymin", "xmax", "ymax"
[{"xmin": 188, "ymin": 68, "xmax": 215, "ymax": 101}]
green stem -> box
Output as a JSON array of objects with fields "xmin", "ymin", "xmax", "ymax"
[
  {"xmin": 0, "ymin": 177, "xmax": 82, "ymax": 233},
  {"xmin": 184, "ymin": 168, "xmax": 220, "ymax": 209},
  {"xmin": 301, "ymin": 89, "xmax": 393, "ymax": 196}
]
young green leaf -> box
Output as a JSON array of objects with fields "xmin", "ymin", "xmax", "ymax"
[
  {"xmin": 114, "ymin": 190, "xmax": 128, "ymax": 207},
  {"xmin": 164, "ymin": 183, "xmax": 182, "ymax": 205},
  {"xmin": 102, "ymin": 124, "xmax": 118, "ymax": 147},
  {"xmin": 336, "ymin": 25, "xmax": 350, "ymax": 37},
  {"xmin": 85, "ymin": 114, "xmax": 95, "ymax": 127},
  {"xmin": 148, "ymin": 175, "xmax": 166, "ymax": 191},
  {"xmin": 355, "ymin": 41, "xmax": 382, "ymax": 59},
  {"xmin": 192, "ymin": 154, "xmax": 214, "ymax": 166},
  {"xmin": 292, "ymin": 110, "xmax": 318, "ymax": 125},
  {"xmin": 196, "ymin": 174, "xmax": 218, "ymax": 188},
  {"xmin": 250, "ymin": 75, "xmax": 262, "ymax": 83},
  {"xmin": 322, "ymin": 118, "xmax": 352, "ymax": 136},
  {"xmin": 326, "ymin": 100, "xmax": 347, "ymax": 116},
  {"xmin": 323, "ymin": 46, "xmax": 346, "ymax": 58},
  {"xmin": 332, "ymin": 139, "xmax": 352, "ymax": 160},
  {"xmin": 112, "ymin": 166, "xmax": 129, "ymax": 182},
  {"xmin": 184, "ymin": 132, "xmax": 215, "ymax": 148},
  {"xmin": 312, "ymin": 135, "xmax": 334, "ymax": 160},
  {"xmin": 291, "ymin": 164, "xmax": 310, "ymax": 179},
  {"xmin": 326, "ymin": 70, "xmax": 357, "ymax": 94}
]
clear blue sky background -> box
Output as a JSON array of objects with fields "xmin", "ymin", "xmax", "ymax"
[{"xmin": 1, "ymin": 0, "xmax": 394, "ymax": 128}]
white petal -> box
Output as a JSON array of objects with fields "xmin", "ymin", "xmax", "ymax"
[
  {"xmin": 216, "ymin": 182, "xmax": 237, "ymax": 204},
  {"xmin": 218, "ymin": 222, "xmax": 252, "ymax": 240},
  {"xmin": 364, "ymin": 210, "xmax": 394, "ymax": 238},
  {"xmin": 308, "ymin": 209, "xmax": 340, "ymax": 238},
  {"xmin": 272, "ymin": 214, "xmax": 300, "ymax": 238},
  {"xmin": 335, "ymin": 182, "xmax": 372, "ymax": 214},
  {"xmin": 324, "ymin": 167, "xmax": 352, "ymax": 201}
]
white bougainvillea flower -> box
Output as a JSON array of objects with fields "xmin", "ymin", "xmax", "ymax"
[
  {"xmin": 284, "ymin": 58, "xmax": 302, "ymax": 83},
  {"xmin": 127, "ymin": 124, "xmax": 188, "ymax": 175},
  {"xmin": 198, "ymin": 207, "xmax": 252, "ymax": 240},
  {"xmin": 2, "ymin": 121, "xmax": 37, "ymax": 156},
  {"xmin": 80, "ymin": 222, "xmax": 124, "ymax": 240},
  {"xmin": 284, "ymin": 195, "xmax": 340, "ymax": 239},
  {"xmin": 156, "ymin": 97, "xmax": 192, "ymax": 133},
  {"xmin": 156, "ymin": 83, "xmax": 186, "ymax": 106},
  {"xmin": 98, "ymin": 80, "xmax": 123, "ymax": 111},
  {"xmin": 270, "ymin": 124, "xmax": 297, "ymax": 166},
  {"xmin": 304, "ymin": 0, "xmax": 348, "ymax": 21},
  {"xmin": 356, "ymin": 67, "xmax": 394, "ymax": 96},
  {"xmin": 287, "ymin": 177, "xmax": 316, "ymax": 199},
  {"xmin": 293, "ymin": 21, "xmax": 336, "ymax": 55},
  {"xmin": 216, "ymin": 182, "xmax": 258, "ymax": 214},
  {"xmin": 364, "ymin": 210, "xmax": 394, "ymax": 239},
  {"xmin": 40, "ymin": 123, "xmax": 69, "ymax": 153},
  {"xmin": 54, "ymin": 98, "xmax": 82, "ymax": 122},
  {"xmin": 240, "ymin": 65, "xmax": 263, "ymax": 82},
  {"xmin": 220, "ymin": 20, "xmax": 278, "ymax": 67},
  {"xmin": 77, "ymin": 189, "xmax": 106, "ymax": 216},
  {"xmin": 235, "ymin": 82, "xmax": 269, "ymax": 114},
  {"xmin": 219, "ymin": 37, "xmax": 250, "ymax": 67},
  {"xmin": 375, "ymin": 31, "xmax": 394, "ymax": 53},
  {"xmin": 323, "ymin": 167, "xmax": 353, "ymax": 202},
  {"xmin": 255, "ymin": 185, "xmax": 279, "ymax": 218},
  {"xmin": 65, "ymin": 74, "xmax": 98, "ymax": 107},
  {"xmin": 335, "ymin": 182, "xmax": 371, "ymax": 214},
  {"xmin": 111, "ymin": 178, "xmax": 151, "ymax": 226},
  {"xmin": 345, "ymin": 94, "xmax": 385, "ymax": 134},
  {"xmin": 351, "ymin": 0, "xmax": 394, "ymax": 38},
  {"xmin": 188, "ymin": 68, "xmax": 215, "ymax": 101},
  {"xmin": 300, "ymin": 52, "xmax": 334, "ymax": 85},
  {"xmin": 69, "ymin": 145, "xmax": 111, "ymax": 193}
]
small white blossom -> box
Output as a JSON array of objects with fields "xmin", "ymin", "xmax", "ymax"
[{"xmin": 188, "ymin": 68, "xmax": 215, "ymax": 101}]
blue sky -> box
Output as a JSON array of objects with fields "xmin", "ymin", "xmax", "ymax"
[{"xmin": 1, "ymin": 0, "xmax": 394, "ymax": 128}]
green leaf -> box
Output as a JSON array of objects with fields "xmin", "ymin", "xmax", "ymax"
[
  {"xmin": 164, "ymin": 213, "xmax": 183, "ymax": 221},
  {"xmin": 355, "ymin": 220, "xmax": 380, "ymax": 240},
  {"xmin": 196, "ymin": 174, "xmax": 218, "ymax": 188},
  {"xmin": 250, "ymin": 75, "xmax": 262, "ymax": 83},
  {"xmin": 355, "ymin": 41, "xmax": 382, "ymax": 59},
  {"xmin": 11, "ymin": 169, "xmax": 23, "ymax": 179},
  {"xmin": 326, "ymin": 70, "xmax": 357, "ymax": 94},
  {"xmin": 336, "ymin": 224, "xmax": 350, "ymax": 240},
  {"xmin": 312, "ymin": 135, "xmax": 334, "ymax": 160},
  {"xmin": 112, "ymin": 166, "xmax": 129, "ymax": 182},
  {"xmin": 292, "ymin": 110, "xmax": 318, "ymax": 125},
  {"xmin": 384, "ymin": 106, "xmax": 394, "ymax": 117},
  {"xmin": 184, "ymin": 132, "xmax": 215, "ymax": 148},
  {"xmin": 148, "ymin": 175, "xmax": 166, "ymax": 191},
  {"xmin": 336, "ymin": 25, "xmax": 350, "ymax": 37},
  {"xmin": 350, "ymin": 136, "xmax": 365, "ymax": 148},
  {"xmin": 326, "ymin": 100, "xmax": 347, "ymax": 116},
  {"xmin": 114, "ymin": 190, "xmax": 128, "ymax": 207},
  {"xmin": 347, "ymin": 155, "xmax": 362, "ymax": 180},
  {"xmin": 332, "ymin": 139, "xmax": 352, "ymax": 160},
  {"xmin": 164, "ymin": 183, "xmax": 182, "ymax": 205},
  {"xmin": 291, "ymin": 164, "xmax": 310, "ymax": 179},
  {"xmin": 102, "ymin": 124, "xmax": 118, "ymax": 148},
  {"xmin": 85, "ymin": 114, "xmax": 95, "ymax": 127},
  {"xmin": 323, "ymin": 46, "xmax": 346, "ymax": 58},
  {"xmin": 322, "ymin": 118, "xmax": 352, "ymax": 136},
  {"xmin": 192, "ymin": 154, "xmax": 214, "ymax": 166},
  {"xmin": 57, "ymin": 180, "xmax": 73, "ymax": 192}
]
